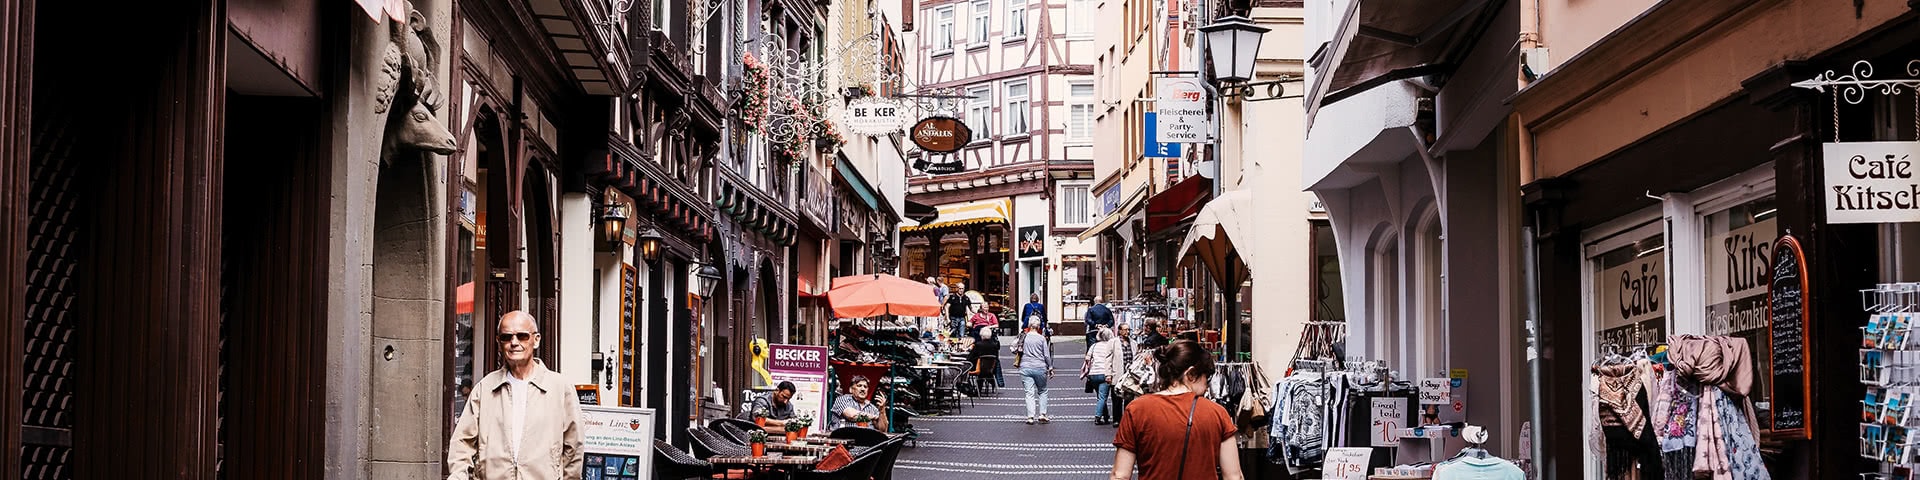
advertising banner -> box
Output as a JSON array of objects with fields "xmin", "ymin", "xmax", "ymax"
[{"xmin": 767, "ymin": 344, "xmax": 831, "ymax": 424}]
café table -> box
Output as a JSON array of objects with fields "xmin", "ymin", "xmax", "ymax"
[{"xmin": 708, "ymin": 454, "xmax": 819, "ymax": 478}]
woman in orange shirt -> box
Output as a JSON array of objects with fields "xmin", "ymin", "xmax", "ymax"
[{"xmin": 1110, "ymin": 340, "xmax": 1243, "ymax": 480}]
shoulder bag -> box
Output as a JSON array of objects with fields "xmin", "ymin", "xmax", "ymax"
[{"xmin": 1176, "ymin": 393, "xmax": 1200, "ymax": 480}]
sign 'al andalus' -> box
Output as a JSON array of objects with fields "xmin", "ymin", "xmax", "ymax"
[{"xmin": 1155, "ymin": 77, "xmax": 1211, "ymax": 143}]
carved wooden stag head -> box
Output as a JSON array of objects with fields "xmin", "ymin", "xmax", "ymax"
[{"xmin": 376, "ymin": 3, "xmax": 456, "ymax": 157}]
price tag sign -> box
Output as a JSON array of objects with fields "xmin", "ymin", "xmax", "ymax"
[
  {"xmin": 1371, "ymin": 397, "xmax": 1408, "ymax": 447},
  {"xmin": 1322, "ymin": 447, "xmax": 1373, "ymax": 480},
  {"xmin": 1419, "ymin": 378, "xmax": 1450, "ymax": 405}
]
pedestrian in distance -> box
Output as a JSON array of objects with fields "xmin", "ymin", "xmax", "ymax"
[
  {"xmin": 1085, "ymin": 297, "xmax": 1115, "ymax": 346},
  {"xmin": 946, "ymin": 281, "xmax": 972, "ymax": 338},
  {"xmin": 1016, "ymin": 325, "xmax": 1054, "ymax": 424},
  {"xmin": 445, "ymin": 310, "xmax": 585, "ymax": 480},
  {"xmin": 969, "ymin": 306, "xmax": 1000, "ymax": 340},
  {"xmin": 1110, "ymin": 340, "xmax": 1243, "ymax": 480},
  {"xmin": 1085, "ymin": 326, "xmax": 1118, "ymax": 425},
  {"xmin": 1021, "ymin": 293, "xmax": 1047, "ymax": 334},
  {"xmin": 1105, "ymin": 323, "xmax": 1137, "ymax": 427},
  {"xmin": 740, "ymin": 381, "xmax": 799, "ymax": 433}
]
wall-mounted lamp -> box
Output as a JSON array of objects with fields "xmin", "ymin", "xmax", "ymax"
[
  {"xmin": 696, "ymin": 264, "xmax": 724, "ymax": 298},
  {"xmin": 638, "ymin": 229, "xmax": 665, "ymax": 262},
  {"xmin": 599, "ymin": 202, "xmax": 629, "ymax": 245},
  {"xmin": 592, "ymin": 351, "xmax": 612, "ymax": 389}
]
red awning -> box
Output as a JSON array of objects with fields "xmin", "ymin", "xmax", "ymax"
[
  {"xmin": 1146, "ymin": 175, "xmax": 1212, "ymax": 235},
  {"xmin": 798, "ymin": 276, "xmax": 823, "ymax": 298}
]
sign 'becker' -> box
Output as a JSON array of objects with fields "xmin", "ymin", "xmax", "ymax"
[{"xmin": 911, "ymin": 116, "xmax": 971, "ymax": 153}]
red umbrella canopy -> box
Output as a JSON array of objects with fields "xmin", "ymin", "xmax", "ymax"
[{"xmin": 826, "ymin": 273, "xmax": 943, "ymax": 318}]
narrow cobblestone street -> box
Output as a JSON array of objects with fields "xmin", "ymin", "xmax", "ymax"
[{"xmin": 896, "ymin": 338, "xmax": 1118, "ymax": 479}]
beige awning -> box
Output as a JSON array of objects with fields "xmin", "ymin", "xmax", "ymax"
[
  {"xmin": 1176, "ymin": 188, "xmax": 1257, "ymax": 281},
  {"xmin": 899, "ymin": 199, "xmax": 1010, "ymax": 232},
  {"xmin": 1077, "ymin": 184, "xmax": 1150, "ymax": 242}
]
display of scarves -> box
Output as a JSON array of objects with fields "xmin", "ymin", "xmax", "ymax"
[
  {"xmin": 1593, "ymin": 363, "xmax": 1649, "ymax": 434},
  {"xmin": 1667, "ymin": 335, "xmax": 1767, "ymax": 480}
]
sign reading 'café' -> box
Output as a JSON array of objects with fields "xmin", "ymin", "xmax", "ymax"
[{"xmin": 1824, "ymin": 141, "xmax": 1920, "ymax": 223}]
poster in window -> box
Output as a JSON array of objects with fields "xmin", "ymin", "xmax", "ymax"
[
  {"xmin": 1597, "ymin": 243, "xmax": 1665, "ymax": 351},
  {"xmin": 1706, "ymin": 211, "xmax": 1777, "ymax": 429}
]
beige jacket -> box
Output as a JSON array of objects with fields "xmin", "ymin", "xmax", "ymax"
[{"xmin": 446, "ymin": 359, "xmax": 585, "ymax": 480}]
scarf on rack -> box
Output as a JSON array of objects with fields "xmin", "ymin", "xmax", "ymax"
[
  {"xmin": 1668, "ymin": 335, "xmax": 1760, "ymax": 480},
  {"xmin": 1593, "ymin": 363, "xmax": 1649, "ymax": 435}
]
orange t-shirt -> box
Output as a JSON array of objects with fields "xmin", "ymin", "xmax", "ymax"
[{"xmin": 1113, "ymin": 391, "xmax": 1237, "ymax": 480}]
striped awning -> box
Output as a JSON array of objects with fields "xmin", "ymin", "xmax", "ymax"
[{"xmin": 899, "ymin": 199, "xmax": 1011, "ymax": 232}]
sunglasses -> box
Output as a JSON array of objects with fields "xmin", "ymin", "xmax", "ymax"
[{"xmin": 497, "ymin": 331, "xmax": 537, "ymax": 343}]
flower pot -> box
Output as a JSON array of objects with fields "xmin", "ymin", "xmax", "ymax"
[
  {"xmin": 856, "ymin": 421, "xmax": 870, "ymax": 428},
  {"xmin": 800, "ymin": 426, "xmax": 810, "ymax": 437},
  {"xmin": 786, "ymin": 431, "xmax": 799, "ymax": 443},
  {"xmin": 752, "ymin": 443, "xmax": 766, "ymax": 457},
  {"xmin": 755, "ymin": 417, "xmax": 766, "ymax": 427}
]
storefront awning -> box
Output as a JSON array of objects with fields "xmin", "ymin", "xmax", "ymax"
[
  {"xmin": 1077, "ymin": 184, "xmax": 1150, "ymax": 241},
  {"xmin": 899, "ymin": 199, "xmax": 1010, "ymax": 232},
  {"xmin": 904, "ymin": 200, "xmax": 939, "ymax": 226},
  {"xmin": 1176, "ymin": 188, "xmax": 1257, "ymax": 282},
  {"xmin": 1146, "ymin": 175, "xmax": 1212, "ymax": 235},
  {"xmin": 1306, "ymin": 0, "xmax": 1499, "ymax": 124}
]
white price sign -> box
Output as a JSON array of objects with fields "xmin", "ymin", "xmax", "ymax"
[
  {"xmin": 843, "ymin": 98, "xmax": 909, "ymax": 135},
  {"xmin": 1322, "ymin": 447, "xmax": 1373, "ymax": 480},
  {"xmin": 1370, "ymin": 397, "xmax": 1408, "ymax": 447},
  {"xmin": 1154, "ymin": 77, "xmax": 1210, "ymax": 143},
  {"xmin": 1420, "ymin": 378, "xmax": 1450, "ymax": 405}
]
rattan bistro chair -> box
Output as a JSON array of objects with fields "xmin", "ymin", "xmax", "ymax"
[
  {"xmin": 688, "ymin": 427, "xmax": 751, "ymax": 459},
  {"xmin": 653, "ymin": 440, "xmax": 717, "ymax": 480}
]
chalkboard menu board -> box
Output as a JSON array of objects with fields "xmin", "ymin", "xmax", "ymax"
[
  {"xmin": 1766, "ymin": 235, "xmax": 1810, "ymax": 436},
  {"xmin": 619, "ymin": 264, "xmax": 638, "ymax": 407}
]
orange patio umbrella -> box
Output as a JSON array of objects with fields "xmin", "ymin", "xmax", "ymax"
[{"xmin": 826, "ymin": 273, "xmax": 943, "ymax": 318}]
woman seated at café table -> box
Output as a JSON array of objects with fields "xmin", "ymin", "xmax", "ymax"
[{"xmin": 828, "ymin": 376, "xmax": 889, "ymax": 432}]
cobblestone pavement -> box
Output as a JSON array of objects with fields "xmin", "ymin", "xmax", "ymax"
[{"xmin": 895, "ymin": 338, "xmax": 1119, "ymax": 479}]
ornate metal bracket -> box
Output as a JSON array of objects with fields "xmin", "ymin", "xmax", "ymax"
[
  {"xmin": 1791, "ymin": 60, "xmax": 1920, "ymax": 105},
  {"xmin": 1218, "ymin": 76, "xmax": 1305, "ymax": 102}
]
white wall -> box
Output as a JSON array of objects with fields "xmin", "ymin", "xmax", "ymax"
[{"xmin": 558, "ymin": 193, "xmax": 597, "ymax": 394}]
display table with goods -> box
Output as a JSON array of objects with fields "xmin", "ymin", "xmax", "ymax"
[{"xmin": 1862, "ymin": 283, "xmax": 1920, "ymax": 478}]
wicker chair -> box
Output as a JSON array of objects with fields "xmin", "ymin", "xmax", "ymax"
[
  {"xmin": 710, "ymin": 418, "xmax": 763, "ymax": 444},
  {"xmin": 790, "ymin": 444, "xmax": 886, "ymax": 480},
  {"xmin": 653, "ymin": 440, "xmax": 716, "ymax": 480},
  {"xmin": 969, "ymin": 355, "xmax": 1000, "ymax": 397},
  {"xmin": 865, "ymin": 436, "xmax": 909, "ymax": 480},
  {"xmin": 687, "ymin": 427, "xmax": 751, "ymax": 459},
  {"xmin": 826, "ymin": 426, "xmax": 889, "ymax": 448}
]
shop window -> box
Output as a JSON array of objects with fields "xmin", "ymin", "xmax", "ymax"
[
  {"xmin": 1590, "ymin": 228, "xmax": 1666, "ymax": 354},
  {"xmin": 1311, "ymin": 221, "xmax": 1345, "ymax": 322}
]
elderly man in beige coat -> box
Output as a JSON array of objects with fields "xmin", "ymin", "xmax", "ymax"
[{"xmin": 447, "ymin": 310, "xmax": 585, "ymax": 480}]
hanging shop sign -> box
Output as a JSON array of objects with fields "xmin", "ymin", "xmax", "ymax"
[
  {"xmin": 1766, "ymin": 234, "xmax": 1810, "ymax": 437},
  {"xmin": 910, "ymin": 116, "xmax": 972, "ymax": 153},
  {"xmin": 1016, "ymin": 225, "xmax": 1046, "ymax": 259},
  {"xmin": 1154, "ymin": 77, "xmax": 1211, "ymax": 143},
  {"xmin": 913, "ymin": 157, "xmax": 969, "ymax": 175},
  {"xmin": 843, "ymin": 98, "xmax": 909, "ymax": 135},
  {"xmin": 1101, "ymin": 184, "xmax": 1122, "ymax": 215},
  {"xmin": 767, "ymin": 344, "xmax": 830, "ymax": 425},
  {"xmin": 579, "ymin": 405, "xmax": 656, "ymax": 478},
  {"xmin": 1823, "ymin": 141, "xmax": 1920, "ymax": 223},
  {"xmin": 1142, "ymin": 112, "xmax": 1182, "ymax": 158}
]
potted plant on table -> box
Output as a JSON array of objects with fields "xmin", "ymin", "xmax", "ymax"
[
  {"xmin": 749, "ymin": 430, "xmax": 768, "ymax": 457},
  {"xmin": 784, "ymin": 417, "xmax": 805, "ymax": 445},
  {"xmin": 752, "ymin": 406, "xmax": 770, "ymax": 428},
  {"xmin": 853, "ymin": 413, "xmax": 873, "ymax": 428}
]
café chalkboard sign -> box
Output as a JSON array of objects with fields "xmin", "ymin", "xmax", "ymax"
[{"xmin": 1765, "ymin": 234, "xmax": 1810, "ymax": 437}]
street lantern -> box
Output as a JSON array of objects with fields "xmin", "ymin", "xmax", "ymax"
[
  {"xmin": 638, "ymin": 229, "xmax": 664, "ymax": 262},
  {"xmin": 1199, "ymin": 16, "xmax": 1270, "ymax": 84},
  {"xmin": 600, "ymin": 202, "xmax": 628, "ymax": 244},
  {"xmin": 696, "ymin": 264, "xmax": 723, "ymax": 298}
]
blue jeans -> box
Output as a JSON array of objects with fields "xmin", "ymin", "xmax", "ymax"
[
  {"xmin": 1088, "ymin": 374, "xmax": 1110, "ymax": 419},
  {"xmin": 1020, "ymin": 368, "xmax": 1049, "ymax": 418}
]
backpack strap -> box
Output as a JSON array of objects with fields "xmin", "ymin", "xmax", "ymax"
[{"xmin": 1177, "ymin": 393, "xmax": 1199, "ymax": 480}]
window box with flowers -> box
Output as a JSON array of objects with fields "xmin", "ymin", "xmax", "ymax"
[
  {"xmin": 739, "ymin": 53, "xmax": 772, "ymax": 132},
  {"xmin": 815, "ymin": 118, "xmax": 845, "ymax": 152}
]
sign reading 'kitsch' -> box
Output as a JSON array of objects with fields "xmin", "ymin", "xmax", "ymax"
[{"xmin": 1824, "ymin": 141, "xmax": 1920, "ymax": 223}]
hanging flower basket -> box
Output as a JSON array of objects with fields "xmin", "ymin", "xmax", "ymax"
[
  {"xmin": 815, "ymin": 118, "xmax": 845, "ymax": 152},
  {"xmin": 771, "ymin": 91, "xmax": 815, "ymax": 160},
  {"xmin": 740, "ymin": 53, "xmax": 772, "ymax": 132}
]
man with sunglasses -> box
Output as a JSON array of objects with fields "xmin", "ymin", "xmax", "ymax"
[{"xmin": 446, "ymin": 311, "xmax": 584, "ymax": 480}]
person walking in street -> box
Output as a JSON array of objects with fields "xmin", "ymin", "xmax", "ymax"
[
  {"xmin": 1106, "ymin": 323, "xmax": 1137, "ymax": 427},
  {"xmin": 829, "ymin": 376, "xmax": 889, "ymax": 431},
  {"xmin": 945, "ymin": 282, "xmax": 972, "ymax": 338},
  {"xmin": 445, "ymin": 311, "xmax": 584, "ymax": 480},
  {"xmin": 1084, "ymin": 297, "xmax": 1115, "ymax": 346},
  {"xmin": 1085, "ymin": 327, "xmax": 1117, "ymax": 425},
  {"xmin": 739, "ymin": 381, "xmax": 798, "ymax": 433},
  {"xmin": 1021, "ymin": 293, "xmax": 1047, "ymax": 334},
  {"xmin": 928, "ymin": 277, "xmax": 949, "ymax": 333},
  {"xmin": 1017, "ymin": 325, "xmax": 1054, "ymax": 424},
  {"xmin": 1110, "ymin": 340, "xmax": 1244, "ymax": 480},
  {"xmin": 1140, "ymin": 319, "xmax": 1171, "ymax": 350}
]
